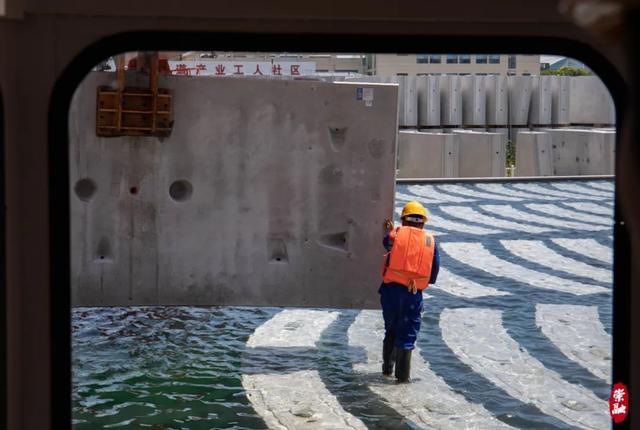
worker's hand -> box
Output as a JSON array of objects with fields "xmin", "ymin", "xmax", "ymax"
[
  {"xmin": 409, "ymin": 284, "xmax": 418, "ymax": 294},
  {"xmin": 383, "ymin": 218, "xmax": 394, "ymax": 232}
]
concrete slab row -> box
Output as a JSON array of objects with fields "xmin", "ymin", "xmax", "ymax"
[{"xmin": 397, "ymin": 130, "xmax": 505, "ymax": 178}]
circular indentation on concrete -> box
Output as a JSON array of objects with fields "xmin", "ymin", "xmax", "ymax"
[
  {"xmin": 74, "ymin": 178, "xmax": 96, "ymax": 202},
  {"xmin": 130, "ymin": 186, "xmax": 139, "ymax": 195},
  {"xmin": 169, "ymin": 180, "xmax": 193, "ymax": 202}
]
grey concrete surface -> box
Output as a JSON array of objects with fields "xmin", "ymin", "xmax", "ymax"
[
  {"xmin": 515, "ymin": 131, "xmax": 554, "ymax": 177},
  {"xmin": 529, "ymin": 76, "xmax": 552, "ymax": 125},
  {"xmin": 544, "ymin": 128, "xmax": 615, "ymax": 175},
  {"xmin": 461, "ymin": 75, "xmax": 486, "ymax": 126},
  {"xmin": 485, "ymin": 75, "xmax": 508, "ymax": 126},
  {"xmin": 70, "ymin": 72, "xmax": 398, "ymax": 307},
  {"xmin": 416, "ymin": 75, "xmax": 441, "ymax": 127},
  {"xmin": 568, "ymin": 76, "xmax": 615, "ymax": 125},
  {"xmin": 508, "ymin": 76, "xmax": 532, "ymax": 126},
  {"xmin": 551, "ymin": 76, "xmax": 570, "ymax": 126},
  {"xmin": 440, "ymin": 75, "xmax": 463, "ymax": 126},
  {"xmin": 396, "ymin": 131, "xmax": 458, "ymax": 178},
  {"xmin": 454, "ymin": 130, "xmax": 506, "ymax": 177},
  {"xmin": 390, "ymin": 75, "xmax": 418, "ymax": 127}
]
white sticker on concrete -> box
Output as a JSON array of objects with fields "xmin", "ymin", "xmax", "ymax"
[
  {"xmin": 551, "ymin": 238, "xmax": 612, "ymax": 265},
  {"xmin": 395, "ymin": 207, "xmax": 502, "ymax": 235},
  {"xmin": 562, "ymin": 201, "xmax": 614, "ymax": 217},
  {"xmin": 440, "ymin": 308, "xmax": 609, "ymax": 430},
  {"xmin": 440, "ymin": 206, "xmax": 555, "ymax": 233},
  {"xmin": 526, "ymin": 204, "xmax": 612, "ymax": 226},
  {"xmin": 247, "ymin": 309, "xmax": 339, "ymax": 348},
  {"xmin": 511, "ymin": 183, "xmax": 607, "ymax": 201},
  {"xmin": 549, "ymin": 183, "xmax": 613, "ymax": 198},
  {"xmin": 481, "ymin": 205, "xmax": 609, "ymax": 231},
  {"xmin": 348, "ymin": 310, "xmax": 513, "ymax": 429},
  {"xmin": 243, "ymin": 370, "xmax": 367, "ymax": 430},
  {"xmin": 432, "ymin": 267, "xmax": 510, "ymax": 298},
  {"xmin": 407, "ymin": 184, "xmax": 475, "ymax": 203},
  {"xmin": 536, "ymin": 304, "xmax": 612, "ymax": 382},
  {"xmin": 501, "ymin": 240, "xmax": 612, "ymax": 284},
  {"xmin": 438, "ymin": 184, "xmax": 523, "ymax": 201},
  {"xmin": 363, "ymin": 88, "xmax": 374, "ymax": 102},
  {"xmin": 243, "ymin": 310, "xmax": 366, "ymax": 429},
  {"xmin": 475, "ymin": 183, "xmax": 560, "ymax": 201},
  {"xmin": 441, "ymin": 242, "xmax": 609, "ymax": 295}
]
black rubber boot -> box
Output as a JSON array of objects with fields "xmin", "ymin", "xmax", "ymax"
[
  {"xmin": 382, "ymin": 335, "xmax": 396, "ymax": 376},
  {"xmin": 394, "ymin": 347, "xmax": 412, "ymax": 383}
]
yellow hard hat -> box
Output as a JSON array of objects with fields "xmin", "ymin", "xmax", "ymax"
[{"xmin": 401, "ymin": 201, "xmax": 428, "ymax": 222}]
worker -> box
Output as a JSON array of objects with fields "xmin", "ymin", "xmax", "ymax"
[{"xmin": 380, "ymin": 200, "xmax": 440, "ymax": 383}]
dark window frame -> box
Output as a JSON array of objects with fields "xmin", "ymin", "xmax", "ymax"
[{"xmin": 49, "ymin": 34, "xmax": 629, "ymax": 429}]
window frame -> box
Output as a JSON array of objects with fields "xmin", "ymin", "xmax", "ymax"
[{"xmin": 48, "ymin": 33, "xmax": 629, "ymax": 429}]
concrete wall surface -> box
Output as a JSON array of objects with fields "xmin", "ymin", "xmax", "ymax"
[
  {"xmin": 453, "ymin": 130, "xmax": 506, "ymax": 177},
  {"xmin": 551, "ymin": 76, "xmax": 570, "ymax": 125},
  {"xmin": 485, "ymin": 75, "xmax": 508, "ymax": 126},
  {"xmin": 552, "ymin": 128, "xmax": 615, "ymax": 175},
  {"xmin": 461, "ymin": 75, "xmax": 486, "ymax": 126},
  {"xmin": 440, "ymin": 75, "xmax": 463, "ymax": 126},
  {"xmin": 416, "ymin": 75, "xmax": 441, "ymax": 127},
  {"xmin": 508, "ymin": 76, "xmax": 532, "ymax": 126},
  {"xmin": 515, "ymin": 131, "xmax": 553, "ymax": 176},
  {"xmin": 529, "ymin": 76, "xmax": 552, "ymax": 125},
  {"xmin": 396, "ymin": 131, "xmax": 458, "ymax": 178},
  {"xmin": 389, "ymin": 75, "xmax": 418, "ymax": 127},
  {"xmin": 70, "ymin": 72, "xmax": 398, "ymax": 307},
  {"xmin": 533, "ymin": 128, "xmax": 615, "ymax": 175},
  {"xmin": 569, "ymin": 76, "xmax": 616, "ymax": 125}
]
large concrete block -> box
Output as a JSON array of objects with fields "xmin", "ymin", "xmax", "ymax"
[
  {"xmin": 416, "ymin": 75, "xmax": 441, "ymax": 127},
  {"xmin": 390, "ymin": 75, "xmax": 418, "ymax": 127},
  {"xmin": 550, "ymin": 76, "xmax": 570, "ymax": 125},
  {"xmin": 397, "ymin": 131, "xmax": 458, "ymax": 178},
  {"xmin": 461, "ymin": 75, "xmax": 486, "ymax": 126},
  {"xmin": 579, "ymin": 130, "xmax": 616, "ymax": 174},
  {"xmin": 485, "ymin": 75, "xmax": 508, "ymax": 126},
  {"xmin": 440, "ymin": 75, "xmax": 462, "ymax": 126},
  {"xmin": 529, "ymin": 76, "xmax": 552, "ymax": 125},
  {"xmin": 569, "ymin": 76, "xmax": 615, "ymax": 125},
  {"xmin": 453, "ymin": 130, "xmax": 506, "ymax": 177},
  {"xmin": 543, "ymin": 128, "xmax": 615, "ymax": 175},
  {"xmin": 515, "ymin": 131, "xmax": 553, "ymax": 176},
  {"xmin": 508, "ymin": 76, "xmax": 532, "ymax": 126},
  {"xmin": 70, "ymin": 72, "xmax": 398, "ymax": 308}
]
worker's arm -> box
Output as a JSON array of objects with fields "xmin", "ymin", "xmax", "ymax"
[
  {"xmin": 382, "ymin": 219, "xmax": 394, "ymax": 251},
  {"xmin": 429, "ymin": 243, "xmax": 440, "ymax": 284},
  {"xmin": 383, "ymin": 232, "xmax": 394, "ymax": 251}
]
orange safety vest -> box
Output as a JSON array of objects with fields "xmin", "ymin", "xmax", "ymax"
[{"xmin": 382, "ymin": 226, "xmax": 435, "ymax": 291}]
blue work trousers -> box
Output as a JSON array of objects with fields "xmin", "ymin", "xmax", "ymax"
[{"xmin": 379, "ymin": 282, "xmax": 424, "ymax": 350}]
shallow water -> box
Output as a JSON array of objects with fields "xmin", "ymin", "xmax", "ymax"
[{"xmin": 73, "ymin": 180, "xmax": 614, "ymax": 429}]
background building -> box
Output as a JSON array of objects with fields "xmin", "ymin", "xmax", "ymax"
[
  {"xmin": 164, "ymin": 52, "xmax": 540, "ymax": 77},
  {"xmin": 372, "ymin": 54, "xmax": 540, "ymax": 76}
]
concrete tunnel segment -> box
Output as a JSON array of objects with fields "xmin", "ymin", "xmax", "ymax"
[{"xmin": 70, "ymin": 72, "xmax": 398, "ymax": 308}]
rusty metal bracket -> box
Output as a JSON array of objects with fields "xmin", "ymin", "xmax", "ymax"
[{"xmin": 96, "ymin": 53, "xmax": 173, "ymax": 137}]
